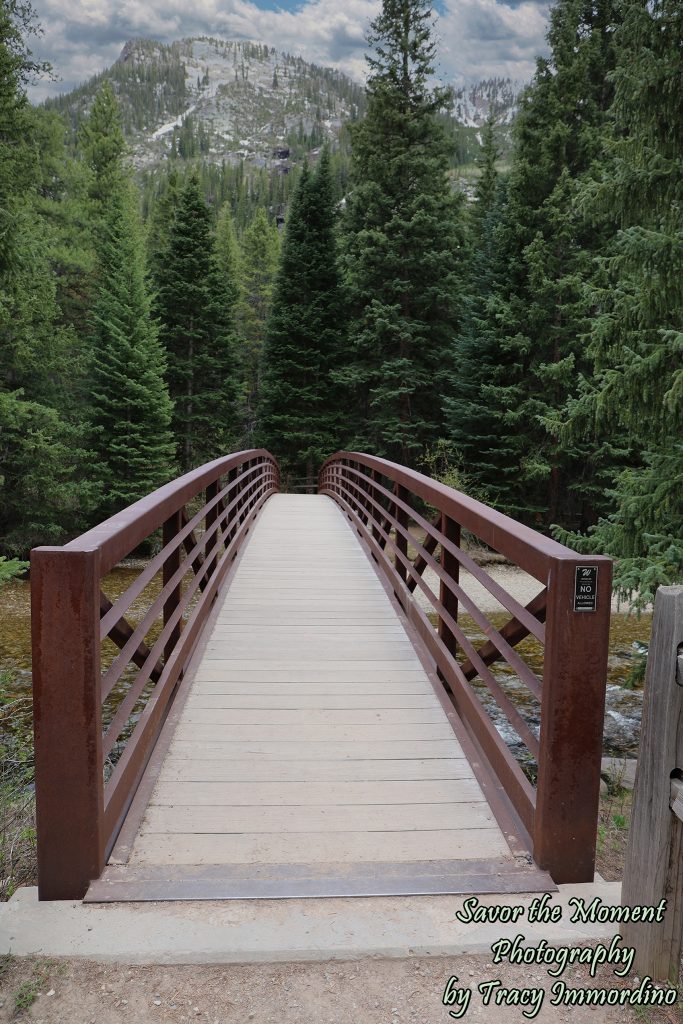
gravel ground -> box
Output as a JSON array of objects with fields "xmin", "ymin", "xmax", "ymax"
[{"xmin": 0, "ymin": 951, "xmax": 680, "ymax": 1024}]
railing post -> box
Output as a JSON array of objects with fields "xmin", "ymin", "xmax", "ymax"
[
  {"xmin": 533, "ymin": 555, "xmax": 612, "ymax": 881},
  {"xmin": 205, "ymin": 480, "xmax": 219, "ymax": 578},
  {"xmin": 240, "ymin": 458, "xmax": 253, "ymax": 524},
  {"xmin": 439, "ymin": 514, "xmax": 461, "ymax": 657},
  {"xmin": 31, "ymin": 547, "xmax": 105, "ymax": 900},
  {"xmin": 162, "ymin": 509, "xmax": 183, "ymax": 662},
  {"xmin": 621, "ymin": 586, "xmax": 683, "ymax": 982},
  {"xmin": 370, "ymin": 470, "xmax": 382, "ymax": 544},
  {"xmin": 394, "ymin": 483, "xmax": 409, "ymax": 583},
  {"xmin": 227, "ymin": 466, "xmax": 238, "ymax": 544}
]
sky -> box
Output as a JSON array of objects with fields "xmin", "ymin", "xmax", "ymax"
[{"xmin": 26, "ymin": 0, "xmax": 551, "ymax": 102}]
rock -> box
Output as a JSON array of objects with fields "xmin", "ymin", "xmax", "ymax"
[{"xmin": 601, "ymin": 756, "xmax": 638, "ymax": 789}]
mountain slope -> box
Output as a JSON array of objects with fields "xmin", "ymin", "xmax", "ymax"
[
  {"xmin": 45, "ymin": 37, "xmax": 365, "ymax": 170},
  {"xmin": 44, "ymin": 38, "xmax": 523, "ymax": 173},
  {"xmin": 452, "ymin": 78, "xmax": 524, "ymax": 128}
]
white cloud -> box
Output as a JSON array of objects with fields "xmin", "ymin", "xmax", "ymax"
[
  {"xmin": 439, "ymin": 0, "xmax": 550, "ymax": 85},
  {"xmin": 27, "ymin": 0, "xmax": 549, "ymax": 102}
]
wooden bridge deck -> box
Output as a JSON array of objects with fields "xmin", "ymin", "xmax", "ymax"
[{"xmin": 86, "ymin": 495, "xmax": 554, "ymax": 901}]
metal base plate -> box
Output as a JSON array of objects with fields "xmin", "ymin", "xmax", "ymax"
[{"xmin": 85, "ymin": 857, "xmax": 556, "ymax": 902}]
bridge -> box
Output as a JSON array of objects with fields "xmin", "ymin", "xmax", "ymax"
[{"xmin": 30, "ymin": 451, "xmax": 612, "ymax": 902}]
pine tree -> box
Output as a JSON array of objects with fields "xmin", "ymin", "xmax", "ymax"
[
  {"xmin": 0, "ymin": 2, "xmax": 93, "ymax": 553},
  {"xmin": 156, "ymin": 175, "xmax": 237, "ymax": 470},
  {"xmin": 32, "ymin": 107, "xmax": 95, "ymax": 357},
  {"xmin": 80, "ymin": 87, "xmax": 175, "ymax": 518},
  {"xmin": 556, "ymin": 0, "xmax": 683, "ymax": 603},
  {"xmin": 236, "ymin": 208, "xmax": 280, "ymax": 442},
  {"xmin": 471, "ymin": 112, "xmax": 499, "ymax": 233},
  {"xmin": 146, "ymin": 166, "xmax": 181, "ymax": 274},
  {"xmin": 78, "ymin": 81, "xmax": 125, "ymax": 215},
  {"xmin": 88, "ymin": 180, "xmax": 176, "ymax": 517},
  {"xmin": 341, "ymin": 0, "xmax": 465, "ymax": 465},
  {"xmin": 258, "ymin": 149, "xmax": 346, "ymax": 485},
  {"xmin": 444, "ymin": 127, "xmax": 510, "ymax": 501},
  {"xmin": 214, "ymin": 201, "xmax": 242, "ymax": 315},
  {"xmin": 466, "ymin": 0, "xmax": 621, "ymax": 525}
]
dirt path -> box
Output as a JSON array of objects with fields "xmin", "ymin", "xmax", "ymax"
[{"xmin": 1, "ymin": 950, "xmax": 680, "ymax": 1024}]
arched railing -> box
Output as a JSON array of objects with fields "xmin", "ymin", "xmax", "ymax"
[
  {"xmin": 319, "ymin": 451, "xmax": 612, "ymax": 883},
  {"xmin": 31, "ymin": 450, "xmax": 279, "ymax": 899}
]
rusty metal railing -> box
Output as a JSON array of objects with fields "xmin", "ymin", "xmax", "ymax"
[
  {"xmin": 319, "ymin": 452, "xmax": 612, "ymax": 883},
  {"xmin": 31, "ymin": 450, "xmax": 279, "ymax": 899}
]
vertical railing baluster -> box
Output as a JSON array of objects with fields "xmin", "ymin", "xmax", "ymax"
[
  {"xmin": 162, "ymin": 509, "xmax": 183, "ymax": 662},
  {"xmin": 32, "ymin": 547, "xmax": 104, "ymax": 899},
  {"xmin": 205, "ymin": 481, "xmax": 218, "ymax": 578},
  {"xmin": 395, "ymin": 483, "xmax": 409, "ymax": 583},
  {"xmin": 238, "ymin": 459, "xmax": 248, "ymax": 525},
  {"xmin": 227, "ymin": 466, "xmax": 238, "ymax": 544},
  {"xmin": 438, "ymin": 513, "xmax": 461, "ymax": 658},
  {"xmin": 370, "ymin": 469, "xmax": 382, "ymax": 544},
  {"xmin": 360, "ymin": 469, "xmax": 372, "ymax": 527},
  {"xmin": 533, "ymin": 555, "xmax": 612, "ymax": 881}
]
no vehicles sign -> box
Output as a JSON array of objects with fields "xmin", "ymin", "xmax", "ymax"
[{"xmin": 574, "ymin": 565, "xmax": 598, "ymax": 611}]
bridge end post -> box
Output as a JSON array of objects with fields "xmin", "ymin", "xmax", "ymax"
[
  {"xmin": 31, "ymin": 547, "xmax": 105, "ymax": 900},
  {"xmin": 533, "ymin": 555, "xmax": 612, "ymax": 882}
]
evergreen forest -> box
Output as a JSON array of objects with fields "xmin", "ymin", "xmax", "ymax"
[{"xmin": 1, "ymin": 0, "xmax": 681, "ymax": 606}]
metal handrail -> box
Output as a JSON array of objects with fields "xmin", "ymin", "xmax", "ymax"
[
  {"xmin": 31, "ymin": 450, "xmax": 280, "ymax": 899},
  {"xmin": 319, "ymin": 451, "xmax": 612, "ymax": 883}
]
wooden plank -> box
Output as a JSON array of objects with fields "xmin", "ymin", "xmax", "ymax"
[
  {"xmin": 193, "ymin": 668, "xmax": 428, "ymax": 682},
  {"xmin": 222, "ymin": 592, "xmax": 388, "ymax": 599},
  {"xmin": 180, "ymin": 708, "xmax": 445, "ymax": 725},
  {"xmin": 173, "ymin": 723, "xmax": 455, "ymax": 742},
  {"xmin": 160, "ymin": 758, "xmax": 472, "ymax": 783},
  {"xmin": 194, "ymin": 663, "xmax": 423, "ymax": 671},
  {"xmin": 142, "ymin": 801, "xmax": 496, "ymax": 834},
  {"xmin": 202, "ymin": 646, "xmax": 419, "ymax": 660},
  {"xmin": 165, "ymin": 740, "xmax": 465, "ymax": 760},
  {"xmin": 212, "ymin": 616, "xmax": 400, "ymax": 624},
  {"xmin": 225, "ymin": 573, "xmax": 385, "ymax": 579},
  {"xmin": 190, "ymin": 683, "xmax": 432, "ymax": 696},
  {"xmin": 150, "ymin": 779, "xmax": 485, "ymax": 806},
  {"xmin": 185, "ymin": 694, "xmax": 441, "ymax": 709},
  {"xmin": 131, "ymin": 829, "xmax": 511, "ymax": 865},
  {"xmin": 210, "ymin": 626, "xmax": 408, "ymax": 636}
]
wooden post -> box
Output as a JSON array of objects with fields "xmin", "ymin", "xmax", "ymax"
[
  {"xmin": 439, "ymin": 514, "xmax": 461, "ymax": 658},
  {"xmin": 31, "ymin": 547, "xmax": 105, "ymax": 900},
  {"xmin": 533, "ymin": 554, "xmax": 612, "ymax": 881},
  {"xmin": 621, "ymin": 586, "xmax": 683, "ymax": 983}
]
